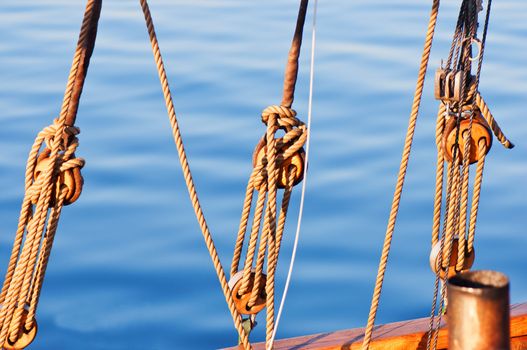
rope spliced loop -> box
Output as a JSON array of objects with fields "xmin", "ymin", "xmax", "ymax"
[{"xmin": 0, "ymin": 0, "xmax": 101, "ymax": 348}]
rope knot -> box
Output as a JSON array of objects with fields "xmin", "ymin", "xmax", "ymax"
[
  {"xmin": 39, "ymin": 119, "xmax": 80, "ymax": 153},
  {"xmin": 27, "ymin": 122, "xmax": 85, "ymax": 207},
  {"xmin": 252, "ymin": 105, "xmax": 307, "ymax": 190},
  {"xmin": 29, "ymin": 149, "xmax": 85, "ymax": 207},
  {"xmin": 261, "ymin": 105, "xmax": 300, "ymax": 129}
]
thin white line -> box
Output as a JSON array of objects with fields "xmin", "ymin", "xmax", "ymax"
[{"xmin": 268, "ymin": 0, "xmax": 318, "ymax": 348}]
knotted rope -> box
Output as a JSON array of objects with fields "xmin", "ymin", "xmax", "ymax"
[
  {"xmin": 0, "ymin": 1, "xmax": 101, "ymax": 348},
  {"xmin": 270, "ymin": 3, "xmax": 318, "ymax": 346},
  {"xmin": 231, "ymin": 105, "xmax": 306, "ymax": 346},
  {"xmin": 140, "ymin": 0, "xmax": 309, "ymax": 348},
  {"xmin": 226, "ymin": 1, "xmax": 310, "ymax": 347}
]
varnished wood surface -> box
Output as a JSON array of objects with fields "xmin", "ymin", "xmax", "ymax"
[{"xmin": 223, "ymin": 303, "xmax": 527, "ymax": 350}]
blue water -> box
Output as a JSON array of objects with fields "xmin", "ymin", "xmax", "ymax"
[{"xmin": 0, "ymin": 1, "xmax": 526, "ymax": 349}]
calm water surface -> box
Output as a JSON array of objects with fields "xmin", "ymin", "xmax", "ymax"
[{"xmin": 0, "ymin": 1, "xmax": 526, "ymax": 349}]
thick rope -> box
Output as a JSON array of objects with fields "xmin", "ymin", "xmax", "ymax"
[
  {"xmin": 427, "ymin": 139, "xmax": 463, "ymax": 350},
  {"xmin": 430, "ymin": 138, "xmax": 467, "ymax": 350},
  {"xmin": 0, "ymin": 1, "xmax": 100, "ymax": 347},
  {"xmin": 138, "ymin": 1, "xmax": 309, "ymax": 346},
  {"xmin": 249, "ymin": 113, "xmax": 280, "ymax": 309},
  {"xmin": 467, "ymin": 139, "xmax": 487, "ymax": 253},
  {"xmin": 455, "ymin": 127, "xmax": 472, "ymax": 270},
  {"xmin": 282, "ymin": 0, "xmax": 309, "ymax": 108},
  {"xmin": 475, "ymin": 92, "xmax": 514, "ymax": 149},
  {"xmin": 442, "ymin": 162, "xmax": 461, "ymax": 267},
  {"xmin": 426, "ymin": 157, "xmax": 458, "ymax": 350},
  {"xmin": 238, "ymin": 187, "xmax": 267, "ymax": 294},
  {"xmin": 229, "ymin": 2, "xmax": 310, "ymax": 344},
  {"xmin": 138, "ymin": 1, "xmax": 251, "ymax": 348},
  {"xmin": 231, "ymin": 170, "xmax": 258, "ymax": 276},
  {"xmin": 361, "ymin": 1, "xmax": 440, "ymax": 348},
  {"xmin": 454, "ymin": 0, "xmax": 483, "ymax": 272},
  {"xmin": 427, "ymin": 3, "xmax": 513, "ymax": 348},
  {"xmin": 230, "ymin": 104, "xmax": 305, "ymax": 349},
  {"xmin": 0, "ymin": 124, "xmax": 85, "ymax": 346},
  {"xmin": 431, "ymin": 103, "xmax": 446, "ymax": 245}
]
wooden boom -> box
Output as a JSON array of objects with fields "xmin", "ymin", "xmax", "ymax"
[{"xmin": 224, "ymin": 303, "xmax": 527, "ymax": 350}]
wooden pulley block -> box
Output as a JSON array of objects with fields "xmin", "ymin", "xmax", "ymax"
[
  {"xmin": 252, "ymin": 138, "xmax": 305, "ymax": 190},
  {"xmin": 434, "ymin": 69, "xmax": 469, "ymax": 102},
  {"xmin": 33, "ymin": 149, "xmax": 84, "ymax": 206},
  {"xmin": 442, "ymin": 112, "xmax": 492, "ymax": 165},
  {"xmin": 228, "ymin": 270, "xmax": 267, "ymax": 315},
  {"xmin": 429, "ymin": 237, "xmax": 475, "ymax": 279},
  {"xmin": 3, "ymin": 309, "xmax": 37, "ymax": 350}
]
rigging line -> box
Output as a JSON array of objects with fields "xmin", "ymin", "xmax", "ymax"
[
  {"xmin": 268, "ymin": 0, "xmax": 317, "ymax": 348},
  {"xmin": 362, "ymin": 1, "xmax": 441, "ymax": 348},
  {"xmin": 138, "ymin": 1, "xmax": 250, "ymax": 348}
]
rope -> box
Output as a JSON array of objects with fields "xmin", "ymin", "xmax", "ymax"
[
  {"xmin": 282, "ymin": 0, "xmax": 309, "ymax": 108},
  {"xmin": 475, "ymin": 92, "xmax": 514, "ymax": 149},
  {"xmin": 223, "ymin": 1, "xmax": 310, "ymax": 347},
  {"xmin": 268, "ymin": 2, "xmax": 317, "ymax": 348},
  {"xmin": 426, "ymin": 157, "xmax": 459, "ymax": 350},
  {"xmin": 237, "ymin": 186, "xmax": 267, "ymax": 293},
  {"xmin": 231, "ymin": 171, "xmax": 258, "ymax": 276},
  {"xmin": 467, "ymin": 139, "xmax": 487, "ymax": 253},
  {"xmin": 431, "ymin": 103, "xmax": 446, "ymax": 245},
  {"xmin": 426, "ymin": 3, "xmax": 515, "ymax": 348},
  {"xmin": 427, "ymin": 138, "xmax": 463, "ymax": 349},
  {"xmin": 138, "ymin": 1, "xmax": 251, "ymax": 348},
  {"xmin": 442, "ymin": 160, "xmax": 461, "ymax": 268},
  {"xmin": 143, "ymin": 0, "xmax": 312, "ymax": 347},
  {"xmin": 454, "ymin": 4, "xmax": 477, "ymax": 268},
  {"xmin": 0, "ymin": 1, "xmax": 100, "ymax": 347},
  {"xmin": 456, "ymin": 0, "xmax": 492, "ymax": 271},
  {"xmin": 454, "ymin": 0, "xmax": 487, "ymax": 272},
  {"xmin": 235, "ymin": 106, "xmax": 306, "ymax": 340},
  {"xmin": 427, "ymin": 5, "xmax": 476, "ymax": 347},
  {"xmin": 361, "ymin": 1, "xmax": 440, "ymax": 348}
]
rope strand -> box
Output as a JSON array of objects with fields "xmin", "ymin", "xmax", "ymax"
[
  {"xmin": 362, "ymin": 2, "xmax": 440, "ymax": 348},
  {"xmin": 0, "ymin": 1, "xmax": 99, "ymax": 347},
  {"xmin": 138, "ymin": 1, "xmax": 251, "ymax": 348}
]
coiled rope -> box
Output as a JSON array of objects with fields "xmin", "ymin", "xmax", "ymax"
[{"xmin": 0, "ymin": 1, "xmax": 101, "ymax": 348}]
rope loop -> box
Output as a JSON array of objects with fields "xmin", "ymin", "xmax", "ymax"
[
  {"xmin": 253, "ymin": 105, "xmax": 307, "ymax": 190},
  {"xmin": 0, "ymin": 0, "xmax": 100, "ymax": 347},
  {"xmin": 261, "ymin": 105, "xmax": 301, "ymax": 129},
  {"xmin": 3, "ymin": 307, "xmax": 37, "ymax": 350},
  {"xmin": 27, "ymin": 122, "xmax": 85, "ymax": 207}
]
